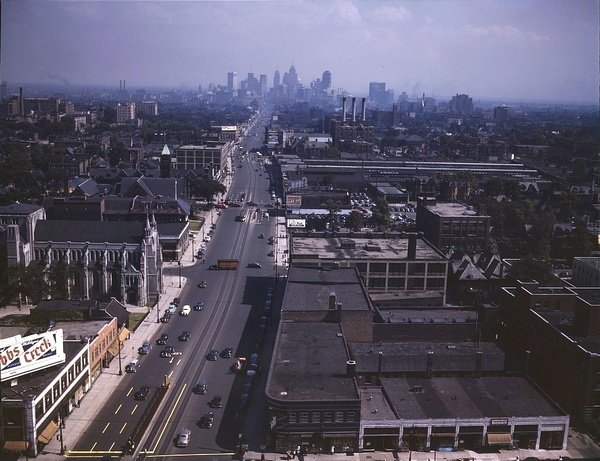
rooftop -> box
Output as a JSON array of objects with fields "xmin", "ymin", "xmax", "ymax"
[
  {"xmin": 266, "ymin": 322, "xmax": 358, "ymax": 402},
  {"xmin": 291, "ymin": 236, "xmax": 445, "ymax": 261},
  {"xmin": 380, "ymin": 376, "xmax": 565, "ymax": 420},
  {"xmin": 423, "ymin": 202, "xmax": 487, "ymax": 218}
]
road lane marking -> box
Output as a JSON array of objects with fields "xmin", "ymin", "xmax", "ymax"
[
  {"xmin": 177, "ymin": 358, "xmax": 182, "ymax": 365},
  {"xmin": 119, "ymin": 422, "xmax": 127, "ymax": 434},
  {"xmin": 168, "ymin": 370, "xmax": 174, "ymax": 378},
  {"xmin": 151, "ymin": 383, "xmax": 187, "ymax": 452},
  {"xmin": 90, "ymin": 442, "xmax": 97, "ymax": 451},
  {"xmin": 101, "ymin": 422, "xmax": 110, "ymax": 433},
  {"xmin": 132, "ymin": 404, "xmax": 138, "ymax": 414},
  {"xmin": 114, "ymin": 404, "xmax": 122, "ymax": 414},
  {"xmin": 126, "ymin": 387, "xmax": 133, "ymax": 397},
  {"xmin": 109, "ymin": 442, "xmax": 115, "ymax": 451},
  {"xmin": 140, "ymin": 454, "xmax": 236, "ymax": 458}
]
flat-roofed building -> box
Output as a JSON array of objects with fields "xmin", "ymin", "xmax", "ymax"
[
  {"xmin": 175, "ymin": 143, "xmax": 234, "ymax": 180},
  {"xmin": 416, "ymin": 198, "xmax": 490, "ymax": 252},
  {"xmin": 572, "ymin": 257, "xmax": 600, "ymax": 287},
  {"xmin": 289, "ymin": 233, "xmax": 448, "ymax": 304}
]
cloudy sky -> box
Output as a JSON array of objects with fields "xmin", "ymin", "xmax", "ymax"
[{"xmin": 2, "ymin": 0, "xmax": 598, "ymax": 103}]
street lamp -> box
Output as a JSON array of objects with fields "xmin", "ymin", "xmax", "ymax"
[
  {"xmin": 59, "ymin": 410, "xmax": 65, "ymax": 455},
  {"xmin": 118, "ymin": 339, "xmax": 122, "ymax": 375},
  {"xmin": 178, "ymin": 261, "xmax": 182, "ymax": 288},
  {"xmin": 190, "ymin": 235, "xmax": 195, "ymax": 262}
]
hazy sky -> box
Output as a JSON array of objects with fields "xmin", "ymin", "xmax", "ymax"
[{"xmin": 2, "ymin": 0, "xmax": 598, "ymax": 103}]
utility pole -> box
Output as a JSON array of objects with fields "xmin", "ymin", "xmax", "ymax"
[
  {"xmin": 59, "ymin": 410, "xmax": 65, "ymax": 455},
  {"xmin": 118, "ymin": 340, "xmax": 122, "ymax": 375},
  {"xmin": 178, "ymin": 261, "xmax": 182, "ymax": 288}
]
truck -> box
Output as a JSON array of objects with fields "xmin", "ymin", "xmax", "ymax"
[{"xmin": 217, "ymin": 259, "xmax": 239, "ymax": 270}]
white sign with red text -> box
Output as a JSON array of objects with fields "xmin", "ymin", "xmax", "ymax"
[{"xmin": 0, "ymin": 330, "xmax": 66, "ymax": 381}]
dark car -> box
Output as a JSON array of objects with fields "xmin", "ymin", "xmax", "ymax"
[
  {"xmin": 160, "ymin": 349, "xmax": 173, "ymax": 358},
  {"xmin": 160, "ymin": 315, "xmax": 171, "ymax": 323},
  {"xmin": 134, "ymin": 385, "xmax": 151, "ymax": 400},
  {"xmin": 194, "ymin": 301, "xmax": 205, "ymax": 311},
  {"xmin": 221, "ymin": 347, "xmax": 233, "ymax": 358},
  {"xmin": 178, "ymin": 331, "xmax": 191, "ymax": 342},
  {"xmin": 247, "ymin": 262, "xmax": 262, "ymax": 268},
  {"xmin": 173, "ymin": 297, "xmax": 181, "ymax": 306},
  {"xmin": 164, "ymin": 345, "xmax": 175, "ymax": 353},
  {"xmin": 198, "ymin": 281, "xmax": 207, "ymax": 288},
  {"xmin": 208, "ymin": 264, "xmax": 219, "ymax": 270},
  {"xmin": 206, "ymin": 349, "xmax": 219, "ymax": 361},
  {"xmin": 209, "ymin": 395, "xmax": 223, "ymax": 408},
  {"xmin": 156, "ymin": 334, "xmax": 169, "ymax": 345},
  {"xmin": 193, "ymin": 380, "xmax": 208, "ymax": 394},
  {"xmin": 200, "ymin": 412, "xmax": 215, "ymax": 428}
]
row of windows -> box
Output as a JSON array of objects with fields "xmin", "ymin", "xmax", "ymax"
[
  {"xmin": 36, "ymin": 353, "xmax": 88, "ymax": 420},
  {"xmin": 356, "ymin": 262, "xmax": 447, "ymax": 275},
  {"xmin": 34, "ymin": 248, "xmax": 136, "ymax": 264},
  {"xmin": 367, "ymin": 277, "xmax": 445, "ymax": 290},
  {"xmin": 289, "ymin": 410, "xmax": 356, "ymax": 424}
]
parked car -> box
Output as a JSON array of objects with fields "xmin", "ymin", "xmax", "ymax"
[
  {"xmin": 125, "ymin": 360, "xmax": 140, "ymax": 373},
  {"xmin": 175, "ymin": 428, "xmax": 191, "ymax": 447},
  {"xmin": 247, "ymin": 262, "xmax": 262, "ymax": 268},
  {"xmin": 138, "ymin": 340, "xmax": 152, "ymax": 355},
  {"xmin": 221, "ymin": 347, "xmax": 233, "ymax": 358}
]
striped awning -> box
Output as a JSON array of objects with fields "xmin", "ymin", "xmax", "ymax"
[
  {"xmin": 118, "ymin": 327, "xmax": 130, "ymax": 342},
  {"xmin": 38, "ymin": 420, "xmax": 59, "ymax": 444},
  {"xmin": 487, "ymin": 433, "xmax": 512, "ymax": 445}
]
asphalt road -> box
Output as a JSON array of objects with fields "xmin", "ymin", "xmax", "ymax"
[{"xmin": 72, "ymin": 108, "xmax": 281, "ymax": 459}]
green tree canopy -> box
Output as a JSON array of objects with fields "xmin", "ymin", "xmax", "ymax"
[{"xmin": 189, "ymin": 178, "xmax": 226, "ymax": 201}]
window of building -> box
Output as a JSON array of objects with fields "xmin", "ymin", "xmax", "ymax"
[
  {"xmin": 426, "ymin": 278, "xmax": 445, "ymax": 290},
  {"xmin": 324, "ymin": 411, "xmax": 333, "ymax": 423},
  {"xmin": 407, "ymin": 278, "xmax": 425, "ymax": 290},
  {"xmin": 370, "ymin": 262, "xmax": 387, "ymax": 274},
  {"xmin": 368, "ymin": 277, "xmax": 386, "ymax": 289},
  {"xmin": 300, "ymin": 412, "xmax": 309, "ymax": 423},
  {"xmin": 289, "ymin": 412, "xmax": 297, "ymax": 424},
  {"xmin": 312, "ymin": 412, "xmax": 321, "ymax": 423},
  {"xmin": 356, "ymin": 263, "xmax": 367, "ymax": 274},
  {"xmin": 45, "ymin": 392, "xmax": 52, "ymax": 408},
  {"xmin": 389, "ymin": 263, "xmax": 405, "ymax": 275},
  {"xmin": 388, "ymin": 277, "xmax": 405, "ymax": 288},
  {"xmin": 408, "ymin": 263, "xmax": 425, "ymax": 275},
  {"xmin": 428, "ymin": 263, "xmax": 446, "ymax": 274},
  {"xmin": 347, "ymin": 411, "xmax": 356, "ymax": 422},
  {"xmin": 335, "ymin": 411, "xmax": 344, "ymax": 422}
]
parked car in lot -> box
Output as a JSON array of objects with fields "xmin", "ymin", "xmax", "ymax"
[{"xmin": 176, "ymin": 428, "xmax": 191, "ymax": 447}]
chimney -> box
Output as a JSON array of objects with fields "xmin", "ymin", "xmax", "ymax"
[
  {"xmin": 377, "ymin": 351, "xmax": 383, "ymax": 376},
  {"xmin": 346, "ymin": 360, "xmax": 356, "ymax": 378},
  {"xmin": 351, "ymin": 97, "xmax": 357, "ymax": 122},
  {"xmin": 362, "ymin": 97, "xmax": 367, "ymax": 120},
  {"xmin": 329, "ymin": 292, "xmax": 337, "ymax": 310},
  {"xmin": 342, "ymin": 97, "xmax": 347, "ymax": 122},
  {"xmin": 408, "ymin": 233, "xmax": 417, "ymax": 260},
  {"xmin": 19, "ymin": 87, "xmax": 24, "ymax": 115},
  {"xmin": 123, "ymin": 79, "xmax": 126, "ymax": 90}
]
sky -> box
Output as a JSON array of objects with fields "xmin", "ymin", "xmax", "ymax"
[{"xmin": 2, "ymin": 0, "xmax": 599, "ymax": 104}]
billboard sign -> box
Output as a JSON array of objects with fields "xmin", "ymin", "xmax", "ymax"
[
  {"xmin": 0, "ymin": 330, "xmax": 66, "ymax": 381},
  {"xmin": 287, "ymin": 218, "xmax": 306, "ymax": 228},
  {"xmin": 286, "ymin": 195, "xmax": 302, "ymax": 208}
]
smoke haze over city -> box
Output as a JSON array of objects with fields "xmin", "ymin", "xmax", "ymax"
[{"xmin": 1, "ymin": 0, "xmax": 598, "ymax": 104}]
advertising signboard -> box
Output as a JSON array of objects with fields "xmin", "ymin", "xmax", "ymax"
[
  {"xmin": 286, "ymin": 195, "xmax": 302, "ymax": 208},
  {"xmin": 0, "ymin": 330, "xmax": 66, "ymax": 381},
  {"xmin": 287, "ymin": 218, "xmax": 306, "ymax": 228}
]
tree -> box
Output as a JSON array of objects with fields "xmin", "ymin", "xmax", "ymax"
[
  {"xmin": 508, "ymin": 256, "xmax": 555, "ymax": 284},
  {"xmin": 346, "ymin": 211, "xmax": 365, "ymax": 231},
  {"xmin": 189, "ymin": 178, "xmax": 226, "ymax": 202},
  {"xmin": 370, "ymin": 198, "xmax": 391, "ymax": 229},
  {"xmin": 325, "ymin": 199, "xmax": 341, "ymax": 231}
]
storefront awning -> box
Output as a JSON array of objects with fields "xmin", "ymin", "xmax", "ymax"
[
  {"xmin": 4, "ymin": 440, "xmax": 29, "ymax": 451},
  {"xmin": 487, "ymin": 433, "xmax": 512, "ymax": 445},
  {"xmin": 38, "ymin": 420, "xmax": 59, "ymax": 444},
  {"xmin": 118, "ymin": 327, "xmax": 130, "ymax": 342}
]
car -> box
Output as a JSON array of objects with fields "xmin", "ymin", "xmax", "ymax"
[
  {"xmin": 198, "ymin": 281, "xmax": 207, "ymax": 288},
  {"xmin": 173, "ymin": 297, "xmax": 181, "ymax": 306},
  {"xmin": 125, "ymin": 360, "xmax": 140, "ymax": 373},
  {"xmin": 160, "ymin": 315, "xmax": 171, "ymax": 323},
  {"xmin": 267, "ymin": 251, "xmax": 275, "ymax": 257},
  {"xmin": 160, "ymin": 349, "xmax": 173, "ymax": 358},
  {"xmin": 247, "ymin": 201, "xmax": 257, "ymax": 206},
  {"xmin": 193, "ymin": 380, "xmax": 208, "ymax": 394},
  {"xmin": 247, "ymin": 262, "xmax": 261, "ymax": 268},
  {"xmin": 258, "ymin": 233, "xmax": 265, "ymax": 239},
  {"xmin": 210, "ymin": 224, "xmax": 216, "ymax": 229},
  {"xmin": 206, "ymin": 349, "xmax": 219, "ymax": 361},
  {"xmin": 156, "ymin": 334, "xmax": 169, "ymax": 345},
  {"xmin": 221, "ymin": 347, "xmax": 233, "ymax": 358},
  {"xmin": 208, "ymin": 264, "xmax": 219, "ymax": 270},
  {"xmin": 200, "ymin": 412, "xmax": 215, "ymax": 428},
  {"xmin": 164, "ymin": 345, "xmax": 175, "ymax": 353},
  {"xmin": 175, "ymin": 428, "xmax": 191, "ymax": 447},
  {"xmin": 178, "ymin": 331, "xmax": 191, "ymax": 342},
  {"xmin": 134, "ymin": 385, "xmax": 151, "ymax": 400},
  {"xmin": 138, "ymin": 340, "xmax": 152, "ymax": 355},
  {"xmin": 209, "ymin": 395, "xmax": 223, "ymax": 408},
  {"xmin": 203, "ymin": 235, "xmax": 211, "ymax": 242},
  {"xmin": 194, "ymin": 301, "xmax": 204, "ymax": 311}
]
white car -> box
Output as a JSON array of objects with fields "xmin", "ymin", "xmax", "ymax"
[
  {"xmin": 180, "ymin": 305, "xmax": 191, "ymax": 316},
  {"xmin": 176, "ymin": 428, "xmax": 191, "ymax": 447}
]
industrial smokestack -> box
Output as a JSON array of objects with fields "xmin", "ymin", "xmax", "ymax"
[
  {"xmin": 346, "ymin": 360, "xmax": 356, "ymax": 378},
  {"xmin": 377, "ymin": 351, "xmax": 383, "ymax": 375},
  {"xmin": 19, "ymin": 87, "xmax": 24, "ymax": 115},
  {"xmin": 426, "ymin": 350, "xmax": 434, "ymax": 377},
  {"xmin": 123, "ymin": 79, "xmax": 126, "ymax": 90},
  {"xmin": 342, "ymin": 97, "xmax": 347, "ymax": 122},
  {"xmin": 362, "ymin": 97, "xmax": 367, "ymax": 120},
  {"xmin": 120, "ymin": 80, "xmax": 122, "ymax": 91},
  {"xmin": 329, "ymin": 292, "xmax": 337, "ymax": 310},
  {"xmin": 351, "ymin": 97, "xmax": 356, "ymax": 122}
]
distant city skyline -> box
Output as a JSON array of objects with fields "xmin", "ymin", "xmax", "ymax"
[{"xmin": 1, "ymin": 0, "xmax": 598, "ymax": 104}]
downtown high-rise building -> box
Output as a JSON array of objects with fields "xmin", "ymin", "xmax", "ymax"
[
  {"xmin": 227, "ymin": 72, "xmax": 237, "ymax": 92},
  {"xmin": 369, "ymin": 81, "xmax": 393, "ymax": 107},
  {"xmin": 321, "ymin": 71, "xmax": 331, "ymax": 90},
  {"xmin": 449, "ymin": 93, "xmax": 473, "ymax": 116},
  {"xmin": 259, "ymin": 74, "xmax": 267, "ymax": 95},
  {"xmin": 273, "ymin": 70, "xmax": 281, "ymax": 87}
]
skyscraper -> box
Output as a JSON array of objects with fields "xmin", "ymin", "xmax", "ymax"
[
  {"xmin": 274, "ymin": 70, "xmax": 280, "ymax": 87},
  {"xmin": 449, "ymin": 94, "xmax": 473, "ymax": 115},
  {"xmin": 321, "ymin": 71, "xmax": 331, "ymax": 90},
  {"xmin": 259, "ymin": 74, "xmax": 267, "ymax": 95},
  {"xmin": 227, "ymin": 72, "xmax": 237, "ymax": 92},
  {"xmin": 369, "ymin": 81, "xmax": 389, "ymax": 107}
]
